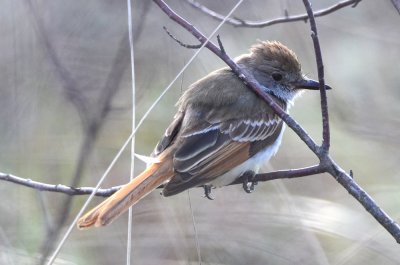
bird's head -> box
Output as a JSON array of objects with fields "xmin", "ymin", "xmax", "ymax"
[{"xmin": 237, "ymin": 40, "xmax": 331, "ymax": 102}]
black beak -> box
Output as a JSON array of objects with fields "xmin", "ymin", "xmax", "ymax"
[{"xmin": 295, "ymin": 78, "xmax": 332, "ymax": 90}]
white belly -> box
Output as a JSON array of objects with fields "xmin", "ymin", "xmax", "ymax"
[{"xmin": 209, "ymin": 126, "xmax": 285, "ymax": 187}]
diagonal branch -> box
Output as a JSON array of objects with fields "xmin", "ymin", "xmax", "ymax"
[
  {"xmin": 38, "ymin": 33, "xmax": 131, "ymax": 264},
  {"xmin": 391, "ymin": 0, "xmax": 400, "ymax": 14},
  {"xmin": 186, "ymin": 0, "xmax": 362, "ymax": 28},
  {"xmin": 26, "ymin": 0, "xmax": 90, "ymax": 125},
  {"xmin": 153, "ymin": 0, "xmax": 400, "ymax": 243},
  {"xmin": 154, "ymin": 0, "xmax": 321, "ymax": 155},
  {"xmin": 34, "ymin": 1, "xmax": 153, "ymax": 262}
]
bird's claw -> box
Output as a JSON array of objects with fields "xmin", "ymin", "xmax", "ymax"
[
  {"xmin": 203, "ymin": 185, "xmax": 214, "ymax": 200},
  {"xmin": 242, "ymin": 170, "xmax": 257, "ymax": 193}
]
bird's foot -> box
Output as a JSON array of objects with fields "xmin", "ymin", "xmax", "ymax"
[
  {"xmin": 242, "ymin": 170, "xmax": 258, "ymax": 193},
  {"xmin": 203, "ymin": 185, "xmax": 214, "ymax": 200}
]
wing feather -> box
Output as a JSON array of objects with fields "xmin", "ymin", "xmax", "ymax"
[
  {"xmin": 152, "ymin": 111, "xmax": 184, "ymax": 157},
  {"xmin": 163, "ymin": 106, "xmax": 284, "ymax": 196},
  {"xmin": 157, "ymin": 69, "xmax": 287, "ymax": 196}
]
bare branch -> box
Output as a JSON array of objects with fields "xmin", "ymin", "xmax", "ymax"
[
  {"xmin": 301, "ymin": 0, "xmax": 400, "ymax": 241},
  {"xmin": 0, "ymin": 166, "xmax": 324, "ymax": 197},
  {"xmin": 326, "ymin": 159, "xmax": 400, "ymax": 243},
  {"xmin": 0, "ymin": 172, "xmax": 122, "ymax": 197},
  {"xmin": 186, "ymin": 0, "xmax": 362, "ymax": 28},
  {"xmin": 29, "ymin": 1, "xmax": 152, "ymax": 261},
  {"xmin": 163, "ymin": 26, "xmax": 202, "ymax": 49},
  {"xmin": 216, "ymin": 35, "xmax": 226, "ymax": 55},
  {"xmin": 391, "ymin": 0, "xmax": 400, "ymax": 14},
  {"xmin": 26, "ymin": 0, "xmax": 90, "ymax": 125},
  {"xmin": 37, "ymin": 32, "xmax": 133, "ymax": 264},
  {"xmin": 154, "ymin": 0, "xmax": 321, "ymax": 155},
  {"xmin": 301, "ymin": 0, "xmax": 330, "ymax": 151},
  {"xmin": 230, "ymin": 165, "xmax": 326, "ymax": 185},
  {"xmin": 153, "ymin": 0, "xmax": 400, "ymax": 244}
]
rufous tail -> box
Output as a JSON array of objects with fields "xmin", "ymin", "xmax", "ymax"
[{"xmin": 77, "ymin": 159, "xmax": 173, "ymax": 229}]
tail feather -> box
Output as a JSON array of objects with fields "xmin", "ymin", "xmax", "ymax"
[{"xmin": 77, "ymin": 161, "xmax": 173, "ymax": 229}]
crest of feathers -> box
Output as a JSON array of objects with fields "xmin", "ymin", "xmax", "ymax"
[{"xmin": 249, "ymin": 40, "xmax": 301, "ymax": 73}]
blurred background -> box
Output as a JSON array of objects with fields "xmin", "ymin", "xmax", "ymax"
[{"xmin": 0, "ymin": 0, "xmax": 399, "ymax": 264}]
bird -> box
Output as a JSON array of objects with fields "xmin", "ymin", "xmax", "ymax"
[{"xmin": 77, "ymin": 40, "xmax": 330, "ymax": 229}]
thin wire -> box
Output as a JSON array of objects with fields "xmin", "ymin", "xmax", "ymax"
[
  {"xmin": 179, "ymin": 59, "xmax": 201, "ymax": 263},
  {"xmin": 187, "ymin": 191, "xmax": 201, "ymax": 264},
  {"xmin": 46, "ymin": 1, "xmax": 244, "ymax": 263},
  {"xmin": 126, "ymin": 0, "xmax": 136, "ymax": 264},
  {"xmin": 47, "ymin": 134, "xmax": 134, "ymax": 265}
]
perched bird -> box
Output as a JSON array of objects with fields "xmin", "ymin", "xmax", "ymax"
[{"xmin": 77, "ymin": 41, "xmax": 330, "ymax": 229}]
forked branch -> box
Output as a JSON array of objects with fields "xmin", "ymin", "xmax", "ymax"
[{"xmin": 153, "ymin": 0, "xmax": 400, "ymax": 243}]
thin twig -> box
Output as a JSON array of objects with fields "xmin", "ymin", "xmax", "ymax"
[
  {"xmin": 163, "ymin": 26, "xmax": 202, "ymax": 49},
  {"xmin": 217, "ymin": 35, "xmax": 226, "ymax": 55},
  {"xmin": 186, "ymin": 0, "xmax": 362, "ymax": 28},
  {"xmin": 302, "ymin": 0, "xmax": 330, "ymax": 151},
  {"xmin": 0, "ymin": 173, "xmax": 122, "ymax": 197}
]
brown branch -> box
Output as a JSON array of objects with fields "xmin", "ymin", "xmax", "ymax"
[
  {"xmin": 186, "ymin": 0, "xmax": 362, "ymax": 28},
  {"xmin": 231, "ymin": 165, "xmax": 326, "ymax": 185},
  {"xmin": 0, "ymin": 172, "xmax": 122, "ymax": 197},
  {"xmin": 153, "ymin": 0, "xmax": 400, "ymax": 243},
  {"xmin": 155, "ymin": 0, "xmax": 321, "ymax": 155},
  {"xmin": 216, "ymin": 35, "xmax": 226, "ymax": 55},
  {"xmin": 302, "ymin": 1, "xmax": 330, "ymax": 151},
  {"xmin": 0, "ymin": 166, "xmax": 323, "ymax": 197},
  {"xmin": 301, "ymin": 0, "xmax": 399, "ymax": 241}
]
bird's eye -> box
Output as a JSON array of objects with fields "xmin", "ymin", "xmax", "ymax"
[{"xmin": 272, "ymin": 73, "xmax": 283, "ymax": 81}]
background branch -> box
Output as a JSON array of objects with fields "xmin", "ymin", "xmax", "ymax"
[
  {"xmin": 391, "ymin": 0, "xmax": 400, "ymax": 14},
  {"xmin": 37, "ymin": 32, "xmax": 129, "ymax": 265},
  {"xmin": 186, "ymin": 0, "xmax": 362, "ymax": 28},
  {"xmin": 25, "ymin": 1, "xmax": 153, "ymax": 263}
]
